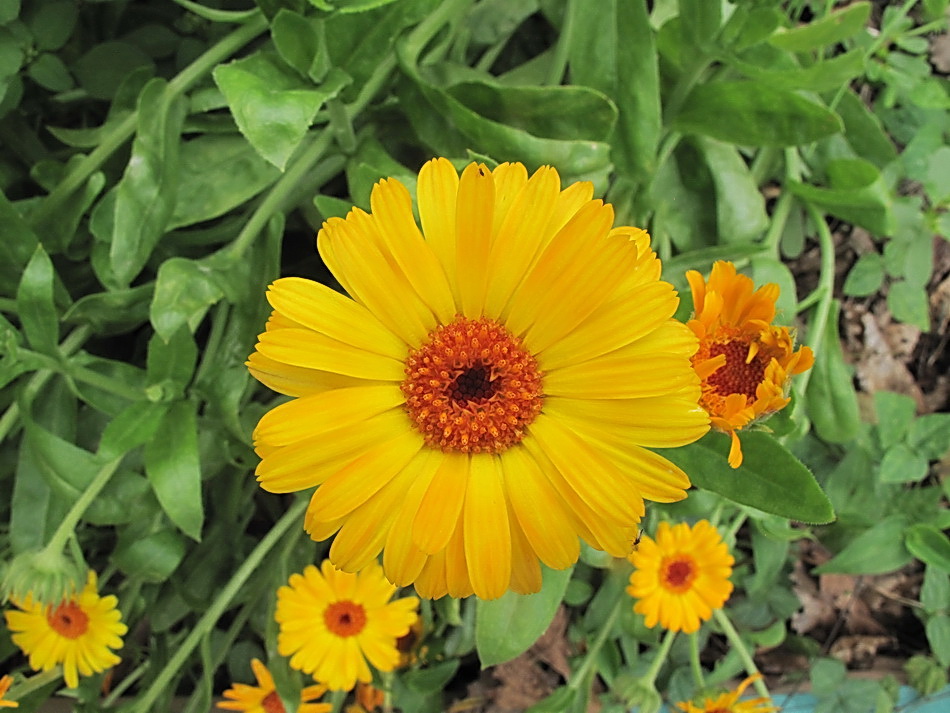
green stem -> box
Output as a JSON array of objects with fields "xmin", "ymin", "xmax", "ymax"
[
  {"xmin": 7, "ymin": 667, "xmax": 63, "ymax": 701},
  {"xmin": 41, "ymin": 12, "xmax": 268, "ymax": 214},
  {"xmin": 328, "ymin": 689, "xmax": 347, "ymax": 713},
  {"xmin": 642, "ymin": 629, "xmax": 677, "ymax": 689},
  {"xmin": 688, "ymin": 632, "xmax": 705, "ymax": 690},
  {"xmin": 546, "ymin": 0, "xmax": 577, "ymax": 85},
  {"xmin": 67, "ymin": 363, "xmax": 145, "ymax": 401},
  {"xmin": 712, "ymin": 608, "xmax": 771, "ymax": 701},
  {"xmin": 795, "ymin": 203, "xmax": 836, "ymax": 397},
  {"xmin": 45, "ymin": 458, "xmax": 123, "ymax": 554},
  {"xmin": 761, "ymin": 192, "xmax": 793, "ymax": 258},
  {"xmin": 567, "ymin": 587, "xmax": 624, "ymax": 692},
  {"xmin": 131, "ymin": 497, "xmax": 308, "ymax": 713}
]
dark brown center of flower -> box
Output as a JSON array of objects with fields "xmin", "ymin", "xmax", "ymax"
[
  {"xmin": 402, "ymin": 316, "xmax": 544, "ymax": 453},
  {"xmin": 706, "ymin": 339, "xmax": 768, "ymax": 399},
  {"xmin": 324, "ymin": 601, "xmax": 367, "ymax": 637},
  {"xmin": 661, "ymin": 555, "xmax": 697, "ymax": 593},
  {"xmin": 262, "ymin": 691, "xmax": 286, "ymax": 713},
  {"xmin": 47, "ymin": 601, "xmax": 89, "ymax": 639}
]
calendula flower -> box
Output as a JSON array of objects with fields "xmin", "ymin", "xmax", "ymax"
[
  {"xmin": 248, "ymin": 158, "xmax": 708, "ymax": 599},
  {"xmin": 627, "ymin": 520, "xmax": 734, "ymax": 634},
  {"xmin": 676, "ymin": 674, "xmax": 778, "ymax": 713},
  {"xmin": 218, "ymin": 658, "xmax": 331, "ymax": 713},
  {"xmin": 275, "ymin": 560, "xmax": 419, "ymax": 691},
  {"xmin": 4, "ymin": 571, "xmax": 126, "ymax": 688},
  {"xmin": 0, "ymin": 675, "xmax": 18, "ymax": 708},
  {"xmin": 686, "ymin": 261, "xmax": 814, "ymax": 468}
]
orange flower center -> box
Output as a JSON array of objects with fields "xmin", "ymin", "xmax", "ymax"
[
  {"xmin": 706, "ymin": 338, "xmax": 768, "ymax": 399},
  {"xmin": 262, "ymin": 691, "xmax": 286, "ymax": 713},
  {"xmin": 661, "ymin": 555, "xmax": 697, "ymax": 594},
  {"xmin": 324, "ymin": 600, "xmax": 367, "ymax": 637},
  {"xmin": 46, "ymin": 601, "xmax": 89, "ymax": 639},
  {"xmin": 401, "ymin": 316, "xmax": 543, "ymax": 453}
]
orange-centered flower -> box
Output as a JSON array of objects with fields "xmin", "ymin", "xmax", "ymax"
[
  {"xmin": 686, "ymin": 261, "xmax": 814, "ymax": 468},
  {"xmin": 218, "ymin": 659, "xmax": 331, "ymax": 713},
  {"xmin": 627, "ymin": 520, "xmax": 734, "ymax": 634},
  {"xmin": 4, "ymin": 571, "xmax": 126, "ymax": 689},
  {"xmin": 247, "ymin": 158, "xmax": 709, "ymax": 599},
  {"xmin": 676, "ymin": 674, "xmax": 778, "ymax": 713},
  {"xmin": 275, "ymin": 561, "xmax": 419, "ymax": 691}
]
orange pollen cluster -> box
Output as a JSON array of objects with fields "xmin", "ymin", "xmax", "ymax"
[
  {"xmin": 324, "ymin": 600, "xmax": 367, "ymax": 638},
  {"xmin": 661, "ymin": 556, "xmax": 697, "ymax": 593},
  {"xmin": 262, "ymin": 691, "xmax": 286, "ymax": 713},
  {"xmin": 401, "ymin": 316, "xmax": 544, "ymax": 454},
  {"xmin": 706, "ymin": 338, "xmax": 768, "ymax": 399},
  {"xmin": 46, "ymin": 601, "xmax": 89, "ymax": 639}
]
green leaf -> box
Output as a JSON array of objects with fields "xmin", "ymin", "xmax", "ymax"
[
  {"xmin": 568, "ymin": 0, "xmax": 660, "ymax": 178},
  {"xmin": 146, "ymin": 327, "xmax": 198, "ymax": 401},
  {"xmin": 731, "ymin": 49, "xmax": 866, "ymax": 92},
  {"xmin": 0, "ymin": 190, "xmax": 39, "ymax": 295},
  {"xmin": 145, "ymin": 400, "xmax": 204, "ymax": 541},
  {"xmin": 878, "ymin": 444, "xmax": 929, "ymax": 483},
  {"xmin": 805, "ymin": 300, "xmax": 861, "ymax": 443},
  {"xmin": 73, "ymin": 40, "xmax": 155, "ymax": 100},
  {"xmin": 921, "ymin": 567, "xmax": 950, "ymax": 613},
  {"xmin": 907, "ymin": 413, "xmax": 950, "ymax": 461},
  {"xmin": 110, "ymin": 77, "xmax": 186, "ymax": 286},
  {"xmin": 98, "ymin": 400, "xmax": 169, "ymax": 461},
  {"xmin": 16, "ymin": 245, "xmax": 59, "ymax": 354},
  {"xmin": 27, "ymin": 52, "xmax": 74, "ymax": 92},
  {"xmin": 749, "ymin": 256, "xmax": 800, "ymax": 322},
  {"xmin": 271, "ymin": 9, "xmax": 321, "ymax": 78},
  {"xmin": 720, "ymin": 5, "xmax": 783, "ymax": 50},
  {"xmin": 150, "ymin": 258, "xmax": 225, "ymax": 341},
  {"xmin": 673, "ymin": 81, "xmax": 843, "ymax": 147},
  {"xmin": 874, "ymin": 390, "xmax": 916, "ymax": 447},
  {"xmin": 695, "ymin": 137, "xmax": 769, "ymax": 244},
  {"xmin": 114, "ymin": 528, "xmax": 186, "ymax": 581},
  {"xmin": 475, "ymin": 565, "xmax": 573, "ymax": 667},
  {"xmin": 169, "ymin": 135, "xmax": 280, "ymax": 229},
  {"xmin": 769, "ymin": 2, "xmax": 871, "ymax": 52},
  {"xmin": 790, "ymin": 158, "xmax": 894, "ymax": 235},
  {"xmin": 843, "ymin": 253, "xmax": 884, "ymax": 297},
  {"xmin": 213, "ymin": 53, "xmax": 348, "ymax": 170},
  {"xmin": 905, "ymin": 524, "xmax": 950, "ymax": 572},
  {"xmin": 814, "ymin": 516, "xmax": 912, "ymax": 575},
  {"xmin": 887, "ymin": 279, "xmax": 931, "ymax": 330},
  {"xmin": 836, "ymin": 89, "xmax": 898, "ymax": 169},
  {"xmin": 63, "ymin": 284, "xmax": 153, "ymax": 336},
  {"xmin": 659, "ymin": 431, "xmax": 835, "ymax": 524},
  {"xmin": 926, "ymin": 615, "xmax": 950, "ymax": 667}
]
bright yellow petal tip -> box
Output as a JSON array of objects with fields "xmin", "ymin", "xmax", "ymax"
[
  {"xmin": 3, "ymin": 571, "xmax": 127, "ymax": 689},
  {"xmin": 627, "ymin": 520, "xmax": 735, "ymax": 634},
  {"xmin": 686, "ymin": 260, "xmax": 814, "ymax": 468},
  {"xmin": 248, "ymin": 158, "xmax": 710, "ymax": 598},
  {"xmin": 217, "ymin": 658, "xmax": 331, "ymax": 713},
  {"xmin": 676, "ymin": 674, "xmax": 778, "ymax": 713}
]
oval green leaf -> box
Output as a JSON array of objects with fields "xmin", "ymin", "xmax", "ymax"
[
  {"xmin": 814, "ymin": 516, "xmax": 912, "ymax": 575},
  {"xmin": 475, "ymin": 564, "xmax": 573, "ymax": 667},
  {"xmin": 906, "ymin": 524, "xmax": 950, "ymax": 573}
]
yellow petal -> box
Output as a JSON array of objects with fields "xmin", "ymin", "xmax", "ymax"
[
  {"xmin": 463, "ymin": 454, "xmax": 511, "ymax": 599},
  {"xmin": 455, "ymin": 162, "xmax": 495, "ymax": 318},
  {"xmin": 417, "ymin": 157, "xmax": 460, "ymax": 303},
  {"xmin": 411, "ymin": 452, "xmax": 469, "ymax": 555},
  {"xmin": 255, "ymin": 327, "xmax": 406, "ymax": 381}
]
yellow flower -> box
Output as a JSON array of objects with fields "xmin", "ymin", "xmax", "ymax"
[
  {"xmin": 0, "ymin": 675, "xmax": 18, "ymax": 708},
  {"xmin": 4, "ymin": 571, "xmax": 127, "ymax": 689},
  {"xmin": 248, "ymin": 158, "xmax": 708, "ymax": 599},
  {"xmin": 627, "ymin": 520, "xmax": 734, "ymax": 634},
  {"xmin": 275, "ymin": 560, "xmax": 419, "ymax": 691},
  {"xmin": 686, "ymin": 261, "xmax": 814, "ymax": 468},
  {"xmin": 676, "ymin": 674, "xmax": 778, "ymax": 713},
  {"xmin": 218, "ymin": 658, "xmax": 331, "ymax": 713}
]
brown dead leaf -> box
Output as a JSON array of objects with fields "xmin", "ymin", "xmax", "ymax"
[
  {"xmin": 931, "ymin": 32, "xmax": 950, "ymax": 73},
  {"xmin": 829, "ymin": 635, "xmax": 896, "ymax": 669}
]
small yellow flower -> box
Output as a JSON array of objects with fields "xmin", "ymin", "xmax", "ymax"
[
  {"xmin": 4, "ymin": 571, "xmax": 127, "ymax": 688},
  {"xmin": 275, "ymin": 560, "xmax": 419, "ymax": 691},
  {"xmin": 248, "ymin": 158, "xmax": 709, "ymax": 599},
  {"xmin": 0, "ymin": 675, "xmax": 18, "ymax": 708},
  {"xmin": 627, "ymin": 520, "xmax": 734, "ymax": 634},
  {"xmin": 218, "ymin": 658, "xmax": 331, "ymax": 713},
  {"xmin": 686, "ymin": 261, "xmax": 814, "ymax": 467},
  {"xmin": 676, "ymin": 674, "xmax": 778, "ymax": 713}
]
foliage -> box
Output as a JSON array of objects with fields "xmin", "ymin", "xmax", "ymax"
[{"xmin": 0, "ymin": 0, "xmax": 948, "ymax": 711}]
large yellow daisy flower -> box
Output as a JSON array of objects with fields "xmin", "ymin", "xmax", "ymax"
[
  {"xmin": 0, "ymin": 675, "xmax": 18, "ymax": 708},
  {"xmin": 676, "ymin": 674, "xmax": 777, "ymax": 713},
  {"xmin": 627, "ymin": 520, "xmax": 734, "ymax": 634},
  {"xmin": 218, "ymin": 658, "xmax": 331, "ymax": 713},
  {"xmin": 248, "ymin": 158, "xmax": 709, "ymax": 599},
  {"xmin": 4, "ymin": 571, "xmax": 127, "ymax": 689},
  {"xmin": 686, "ymin": 261, "xmax": 814, "ymax": 468},
  {"xmin": 275, "ymin": 560, "xmax": 419, "ymax": 692}
]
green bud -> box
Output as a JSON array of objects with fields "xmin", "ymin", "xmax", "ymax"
[{"xmin": 1, "ymin": 548, "xmax": 85, "ymax": 606}]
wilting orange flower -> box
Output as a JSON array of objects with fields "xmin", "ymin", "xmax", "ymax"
[
  {"xmin": 676, "ymin": 674, "xmax": 778, "ymax": 713},
  {"xmin": 627, "ymin": 520, "xmax": 734, "ymax": 634},
  {"xmin": 218, "ymin": 658, "xmax": 330, "ymax": 713},
  {"xmin": 686, "ymin": 261, "xmax": 814, "ymax": 467}
]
